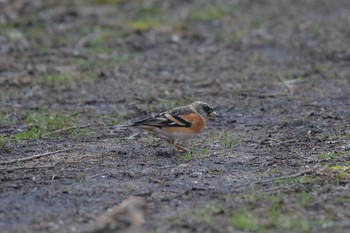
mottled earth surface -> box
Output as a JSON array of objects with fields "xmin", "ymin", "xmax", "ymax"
[{"xmin": 0, "ymin": 0, "xmax": 350, "ymax": 232}]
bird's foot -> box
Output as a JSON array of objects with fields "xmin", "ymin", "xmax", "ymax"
[
  {"xmin": 167, "ymin": 140, "xmax": 187, "ymax": 153},
  {"xmin": 174, "ymin": 144, "xmax": 187, "ymax": 153}
]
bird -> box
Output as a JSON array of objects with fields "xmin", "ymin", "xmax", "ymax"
[{"xmin": 121, "ymin": 101, "xmax": 219, "ymax": 152}]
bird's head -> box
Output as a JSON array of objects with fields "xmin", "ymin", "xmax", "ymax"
[{"xmin": 190, "ymin": 101, "xmax": 219, "ymax": 119}]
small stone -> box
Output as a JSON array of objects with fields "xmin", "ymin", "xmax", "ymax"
[
  {"xmin": 126, "ymin": 171, "xmax": 135, "ymax": 177},
  {"xmin": 170, "ymin": 35, "xmax": 180, "ymax": 43},
  {"xmin": 190, "ymin": 172, "xmax": 203, "ymax": 178}
]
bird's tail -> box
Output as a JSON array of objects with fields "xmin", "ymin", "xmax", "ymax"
[
  {"xmin": 114, "ymin": 124, "xmax": 134, "ymax": 130},
  {"xmin": 114, "ymin": 117, "xmax": 153, "ymax": 129}
]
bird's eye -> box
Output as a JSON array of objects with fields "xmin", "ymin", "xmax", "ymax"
[{"xmin": 203, "ymin": 105, "xmax": 213, "ymax": 113}]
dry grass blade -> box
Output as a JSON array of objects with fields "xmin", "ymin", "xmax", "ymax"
[
  {"xmin": 81, "ymin": 196, "xmax": 147, "ymax": 233},
  {"xmin": 0, "ymin": 164, "xmax": 57, "ymax": 171},
  {"xmin": 0, "ymin": 149, "xmax": 71, "ymax": 165},
  {"xmin": 41, "ymin": 123, "xmax": 104, "ymax": 138}
]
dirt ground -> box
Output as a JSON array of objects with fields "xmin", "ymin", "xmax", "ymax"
[{"xmin": 1, "ymin": 0, "xmax": 350, "ymax": 232}]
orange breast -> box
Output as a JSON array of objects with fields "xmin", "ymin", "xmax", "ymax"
[{"xmin": 163, "ymin": 113, "xmax": 206, "ymax": 135}]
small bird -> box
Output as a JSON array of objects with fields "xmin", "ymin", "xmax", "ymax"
[{"xmin": 122, "ymin": 101, "xmax": 218, "ymax": 152}]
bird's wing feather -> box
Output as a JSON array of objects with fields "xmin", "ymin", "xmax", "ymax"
[{"xmin": 131, "ymin": 112, "xmax": 191, "ymax": 128}]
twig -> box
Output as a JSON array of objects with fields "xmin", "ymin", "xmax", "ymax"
[
  {"xmin": 256, "ymin": 167, "xmax": 317, "ymax": 185},
  {"xmin": 246, "ymin": 138, "xmax": 296, "ymax": 145},
  {"xmin": 81, "ymin": 196, "xmax": 147, "ymax": 233},
  {"xmin": 277, "ymin": 72, "xmax": 293, "ymax": 95},
  {"xmin": 234, "ymin": 167, "xmax": 318, "ymax": 189},
  {"xmin": 41, "ymin": 123, "xmax": 103, "ymax": 138},
  {"xmin": 126, "ymin": 132, "xmax": 140, "ymax": 140},
  {"xmin": 263, "ymin": 184, "xmax": 298, "ymax": 194},
  {"xmin": 89, "ymin": 173, "xmax": 108, "ymax": 178},
  {"xmin": 41, "ymin": 126, "xmax": 80, "ymax": 137},
  {"xmin": 261, "ymin": 138, "xmax": 282, "ymax": 144},
  {"xmin": 240, "ymin": 92, "xmax": 290, "ymax": 98},
  {"xmin": 0, "ymin": 149, "xmax": 70, "ymax": 165},
  {"xmin": 76, "ymin": 31, "xmax": 98, "ymax": 48},
  {"xmin": 0, "ymin": 164, "xmax": 57, "ymax": 172}
]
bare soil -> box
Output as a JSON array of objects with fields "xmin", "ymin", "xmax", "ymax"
[{"xmin": 1, "ymin": 0, "xmax": 350, "ymax": 232}]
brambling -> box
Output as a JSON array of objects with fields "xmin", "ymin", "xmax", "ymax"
[{"xmin": 123, "ymin": 101, "xmax": 218, "ymax": 152}]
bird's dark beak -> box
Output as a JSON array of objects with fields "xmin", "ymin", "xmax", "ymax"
[{"xmin": 209, "ymin": 111, "xmax": 219, "ymax": 118}]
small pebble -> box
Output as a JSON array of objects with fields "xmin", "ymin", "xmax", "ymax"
[
  {"xmin": 170, "ymin": 34, "xmax": 180, "ymax": 43},
  {"xmin": 190, "ymin": 172, "xmax": 203, "ymax": 178}
]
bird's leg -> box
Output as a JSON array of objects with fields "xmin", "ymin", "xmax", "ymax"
[
  {"xmin": 167, "ymin": 140, "xmax": 187, "ymax": 153},
  {"xmin": 174, "ymin": 144, "xmax": 187, "ymax": 153}
]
